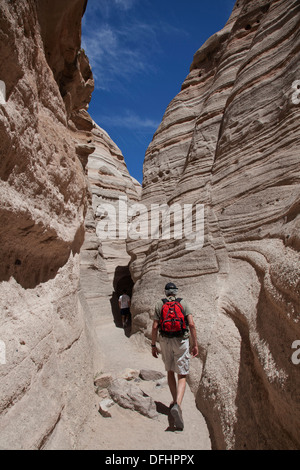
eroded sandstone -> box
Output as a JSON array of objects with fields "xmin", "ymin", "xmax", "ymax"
[
  {"xmin": 129, "ymin": 0, "xmax": 300, "ymax": 450},
  {"xmin": 80, "ymin": 122, "xmax": 141, "ymax": 321},
  {"xmin": 0, "ymin": 0, "xmax": 96, "ymax": 449},
  {"xmin": 1, "ymin": 0, "xmax": 299, "ymax": 452}
]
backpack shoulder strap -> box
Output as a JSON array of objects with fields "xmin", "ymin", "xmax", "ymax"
[{"xmin": 175, "ymin": 298, "xmax": 185, "ymax": 314}]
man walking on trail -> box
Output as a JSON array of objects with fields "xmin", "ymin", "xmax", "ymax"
[
  {"xmin": 118, "ymin": 290, "xmax": 131, "ymax": 328},
  {"xmin": 151, "ymin": 282, "xmax": 198, "ymax": 430}
]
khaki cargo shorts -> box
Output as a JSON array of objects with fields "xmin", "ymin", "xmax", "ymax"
[{"xmin": 159, "ymin": 336, "xmax": 190, "ymax": 375}]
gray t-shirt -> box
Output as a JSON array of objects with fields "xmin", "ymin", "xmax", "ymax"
[{"xmin": 154, "ymin": 296, "xmax": 192, "ymax": 339}]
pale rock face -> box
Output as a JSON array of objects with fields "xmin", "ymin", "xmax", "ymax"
[
  {"xmin": 129, "ymin": 0, "xmax": 300, "ymax": 449},
  {"xmin": 0, "ymin": 0, "xmax": 97, "ymax": 449},
  {"xmin": 1, "ymin": 0, "xmax": 299, "ymax": 452},
  {"xmin": 0, "ymin": 0, "xmax": 141, "ymax": 449},
  {"xmin": 81, "ymin": 123, "xmax": 141, "ymax": 321}
]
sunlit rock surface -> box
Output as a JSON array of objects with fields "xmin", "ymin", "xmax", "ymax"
[
  {"xmin": 129, "ymin": 0, "xmax": 300, "ymax": 450},
  {"xmin": 0, "ymin": 0, "xmax": 96, "ymax": 449}
]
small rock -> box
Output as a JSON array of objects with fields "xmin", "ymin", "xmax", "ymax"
[
  {"xmin": 96, "ymin": 388, "xmax": 110, "ymax": 399},
  {"xmin": 139, "ymin": 369, "xmax": 165, "ymax": 381},
  {"xmin": 94, "ymin": 373, "xmax": 113, "ymax": 389},
  {"xmin": 99, "ymin": 398, "xmax": 115, "ymax": 418},
  {"xmin": 121, "ymin": 368, "xmax": 140, "ymax": 381}
]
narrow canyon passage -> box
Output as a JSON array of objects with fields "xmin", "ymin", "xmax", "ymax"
[
  {"xmin": 1, "ymin": 0, "xmax": 298, "ymax": 451},
  {"xmin": 77, "ymin": 304, "xmax": 212, "ymax": 450}
]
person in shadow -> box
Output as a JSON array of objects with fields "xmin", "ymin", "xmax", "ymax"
[{"xmin": 118, "ymin": 289, "xmax": 131, "ymax": 329}]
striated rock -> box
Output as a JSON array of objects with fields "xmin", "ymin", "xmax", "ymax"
[
  {"xmin": 0, "ymin": 0, "xmax": 99, "ymax": 450},
  {"xmin": 108, "ymin": 378, "xmax": 158, "ymax": 419},
  {"xmin": 129, "ymin": 0, "xmax": 300, "ymax": 450},
  {"xmin": 80, "ymin": 123, "xmax": 141, "ymax": 324},
  {"xmin": 36, "ymin": 0, "xmax": 93, "ymax": 119},
  {"xmin": 1, "ymin": 0, "xmax": 298, "ymax": 452}
]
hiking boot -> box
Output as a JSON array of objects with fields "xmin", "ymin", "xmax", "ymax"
[{"xmin": 170, "ymin": 404, "xmax": 184, "ymax": 430}]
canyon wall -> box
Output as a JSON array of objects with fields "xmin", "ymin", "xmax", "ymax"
[
  {"xmin": 81, "ymin": 122, "xmax": 141, "ymax": 324},
  {"xmin": 0, "ymin": 0, "xmax": 141, "ymax": 449},
  {"xmin": 0, "ymin": 0, "xmax": 98, "ymax": 449},
  {"xmin": 129, "ymin": 0, "xmax": 300, "ymax": 449},
  {"xmin": 1, "ymin": 0, "xmax": 299, "ymax": 451}
]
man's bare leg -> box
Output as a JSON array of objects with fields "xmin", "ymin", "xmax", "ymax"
[
  {"xmin": 169, "ymin": 374, "xmax": 186, "ymax": 429},
  {"xmin": 176, "ymin": 374, "xmax": 187, "ymax": 406},
  {"xmin": 168, "ymin": 372, "xmax": 187, "ymax": 405},
  {"xmin": 167, "ymin": 371, "xmax": 177, "ymax": 405}
]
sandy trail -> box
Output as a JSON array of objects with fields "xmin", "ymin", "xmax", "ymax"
[{"xmin": 78, "ymin": 310, "xmax": 211, "ymax": 451}]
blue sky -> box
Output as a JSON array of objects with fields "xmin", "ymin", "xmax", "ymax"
[{"xmin": 82, "ymin": 0, "xmax": 236, "ymax": 183}]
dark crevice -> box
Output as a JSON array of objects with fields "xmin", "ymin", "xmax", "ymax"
[
  {"xmin": 0, "ymin": 209, "xmax": 85, "ymax": 289},
  {"xmin": 110, "ymin": 264, "xmax": 134, "ymax": 331}
]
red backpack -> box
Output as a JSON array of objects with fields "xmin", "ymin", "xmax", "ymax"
[{"xmin": 159, "ymin": 298, "xmax": 187, "ymax": 337}]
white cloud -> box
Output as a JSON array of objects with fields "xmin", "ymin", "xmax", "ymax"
[
  {"xmin": 82, "ymin": 23, "xmax": 152, "ymax": 90},
  {"xmin": 82, "ymin": 18, "xmax": 157, "ymax": 90},
  {"xmin": 82, "ymin": 0, "xmax": 136, "ymax": 21},
  {"xmin": 100, "ymin": 110, "xmax": 160, "ymax": 130},
  {"xmin": 114, "ymin": 0, "xmax": 136, "ymax": 10},
  {"xmin": 82, "ymin": 0, "xmax": 186, "ymax": 92}
]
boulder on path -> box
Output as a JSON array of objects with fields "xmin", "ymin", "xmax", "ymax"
[
  {"xmin": 108, "ymin": 379, "xmax": 158, "ymax": 419},
  {"xmin": 139, "ymin": 369, "xmax": 165, "ymax": 382}
]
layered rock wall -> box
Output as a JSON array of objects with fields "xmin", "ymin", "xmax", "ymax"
[
  {"xmin": 129, "ymin": 0, "xmax": 300, "ymax": 449},
  {"xmin": 0, "ymin": 0, "xmax": 141, "ymax": 449},
  {"xmin": 81, "ymin": 122, "xmax": 141, "ymax": 322},
  {"xmin": 1, "ymin": 0, "xmax": 299, "ymax": 451},
  {"xmin": 0, "ymin": 0, "xmax": 97, "ymax": 449}
]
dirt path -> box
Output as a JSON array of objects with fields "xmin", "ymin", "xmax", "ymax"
[{"xmin": 78, "ymin": 311, "xmax": 211, "ymax": 451}]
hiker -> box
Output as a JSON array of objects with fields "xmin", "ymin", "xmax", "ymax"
[
  {"xmin": 151, "ymin": 282, "xmax": 198, "ymax": 430},
  {"xmin": 118, "ymin": 289, "xmax": 131, "ymax": 328}
]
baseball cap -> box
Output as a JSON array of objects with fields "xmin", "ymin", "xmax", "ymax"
[{"xmin": 165, "ymin": 282, "xmax": 177, "ymax": 291}]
